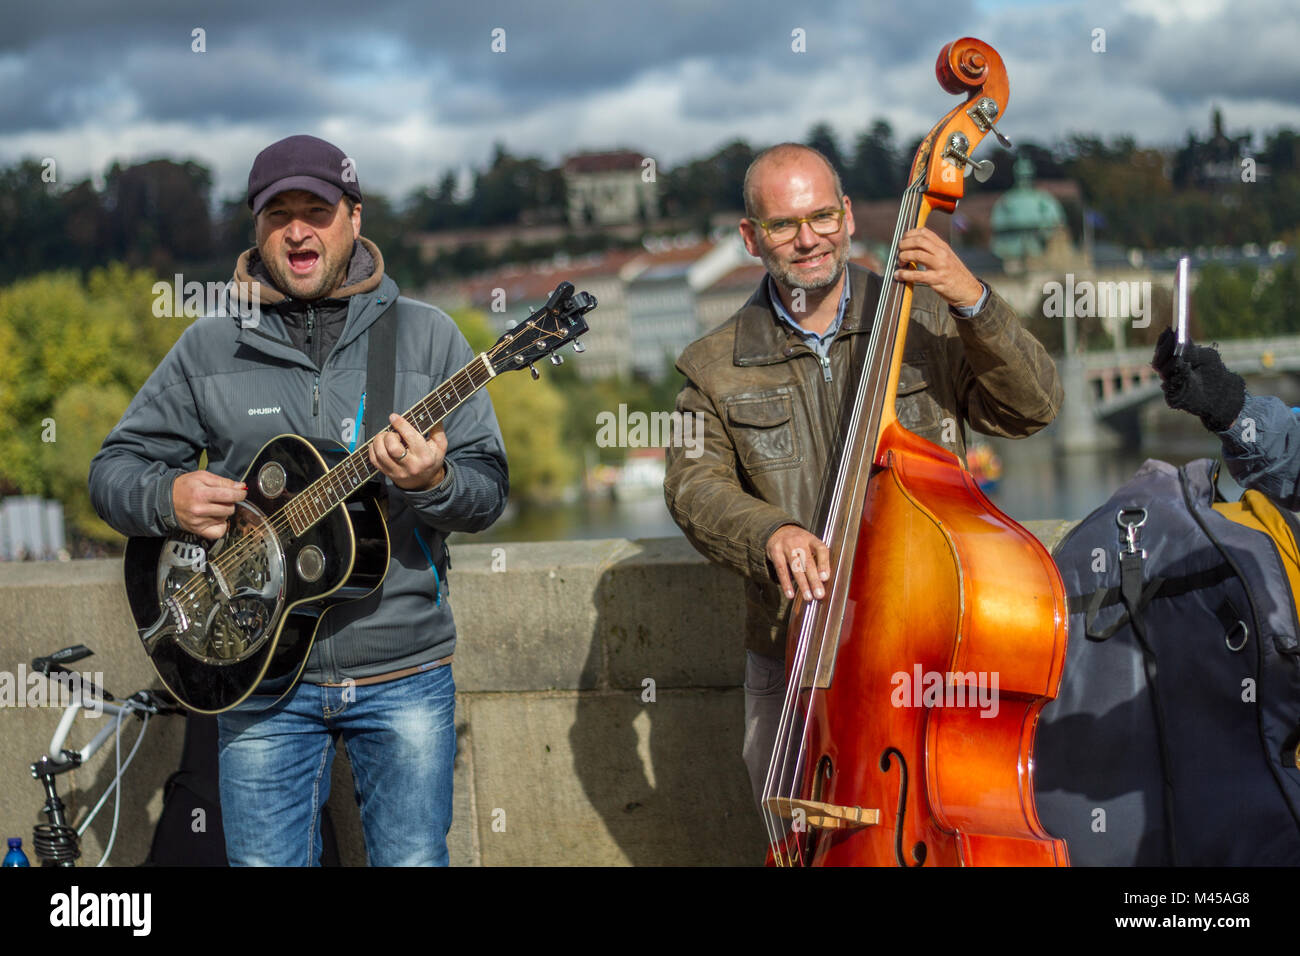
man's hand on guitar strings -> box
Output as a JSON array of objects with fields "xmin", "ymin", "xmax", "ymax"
[
  {"xmin": 172, "ymin": 470, "xmax": 247, "ymax": 540},
  {"xmin": 369, "ymin": 413, "xmax": 448, "ymax": 491}
]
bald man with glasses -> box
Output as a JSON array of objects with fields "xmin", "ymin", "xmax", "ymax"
[{"xmin": 663, "ymin": 142, "xmax": 1062, "ymax": 811}]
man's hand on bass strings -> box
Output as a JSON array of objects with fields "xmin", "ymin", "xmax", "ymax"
[
  {"xmin": 767, "ymin": 524, "xmax": 831, "ymax": 602},
  {"xmin": 894, "ymin": 227, "xmax": 984, "ymax": 310}
]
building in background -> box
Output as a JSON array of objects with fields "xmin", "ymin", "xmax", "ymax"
[
  {"xmin": 444, "ymin": 250, "xmax": 640, "ymax": 380},
  {"xmin": 622, "ymin": 236, "xmax": 757, "ymax": 380},
  {"xmin": 695, "ymin": 262, "xmax": 769, "ymax": 333},
  {"xmin": 564, "ymin": 150, "xmax": 659, "ymax": 229},
  {"xmin": 990, "ymin": 157, "xmax": 1075, "ymax": 274},
  {"xmin": 624, "ymin": 249, "xmax": 702, "ymax": 380}
]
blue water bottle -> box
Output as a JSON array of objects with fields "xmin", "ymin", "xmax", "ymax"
[{"xmin": 3, "ymin": 838, "xmax": 30, "ymax": 867}]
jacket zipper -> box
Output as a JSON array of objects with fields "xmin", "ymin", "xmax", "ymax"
[
  {"xmin": 820, "ymin": 353, "xmax": 832, "ymax": 383},
  {"xmin": 305, "ymin": 303, "xmax": 321, "ymax": 417}
]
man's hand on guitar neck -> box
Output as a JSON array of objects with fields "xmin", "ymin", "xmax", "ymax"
[
  {"xmin": 369, "ymin": 414, "xmax": 449, "ymax": 492},
  {"xmin": 172, "ymin": 471, "xmax": 247, "ymax": 540}
]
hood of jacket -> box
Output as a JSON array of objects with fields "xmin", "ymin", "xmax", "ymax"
[
  {"xmin": 228, "ymin": 236, "xmax": 392, "ymax": 370},
  {"xmin": 232, "ymin": 235, "xmax": 386, "ymax": 308}
]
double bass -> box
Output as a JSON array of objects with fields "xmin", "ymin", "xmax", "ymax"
[{"xmin": 762, "ymin": 37, "xmax": 1070, "ymax": 867}]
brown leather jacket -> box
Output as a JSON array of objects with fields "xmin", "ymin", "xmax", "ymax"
[{"xmin": 663, "ymin": 262, "xmax": 1062, "ymax": 657}]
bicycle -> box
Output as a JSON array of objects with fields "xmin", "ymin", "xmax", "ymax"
[{"xmin": 27, "ymin": 644, "xmax": 184, "ymax": 867}]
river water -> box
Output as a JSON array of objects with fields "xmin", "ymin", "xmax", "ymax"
[{"xmin": 457, "ymin": 411, "xmax": 1244, "ymax": 545}]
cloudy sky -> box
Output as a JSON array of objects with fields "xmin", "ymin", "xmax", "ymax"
[{"xmin": 2, "ymin": 0, "xmax": 1298, "ymax": 204}]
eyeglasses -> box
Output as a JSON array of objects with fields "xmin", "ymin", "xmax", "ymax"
[{"xmin": 749, "ymin": 207, "xmax": 845, "ymax": 245}]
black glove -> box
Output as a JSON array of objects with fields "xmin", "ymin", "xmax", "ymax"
[{"xmin": 1151, "ymin": 328, "xmax": 1245, "ymax": 432}]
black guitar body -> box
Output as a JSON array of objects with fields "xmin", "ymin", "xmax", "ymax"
[{"xmin": 124, "ymin": 434, "xmax": 389, "ymax": 714}]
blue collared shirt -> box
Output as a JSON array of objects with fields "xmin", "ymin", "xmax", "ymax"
[{"xmin": 768, "ymin": 272, "xmax": 850, "ymax": 382}]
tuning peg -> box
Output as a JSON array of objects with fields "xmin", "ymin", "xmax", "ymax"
[
  {"xmin": 968, "ymin": 96, "xmax": 1013, "ymax": 149},
  {"xmin": 550, "ymin": 354, "xmax": 563, "ymax": 366},
  {"xmin": 529, "ymin": 364, "xmax": 540, "ymax": 380},
  {"xmin": 946, "ymin": 132, "xmax": 996, "ymax": 184},
  {"xmin": 572, "ymin": 341, "xmax": 586, "ymax": 353}
]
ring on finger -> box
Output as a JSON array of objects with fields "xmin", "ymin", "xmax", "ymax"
[{"xmin": 396, "ymin": 447, "xmax": 409, "ymax": 462}]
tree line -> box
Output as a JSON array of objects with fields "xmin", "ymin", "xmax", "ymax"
[
  {"xmin": 4, "ymin": 109, "xmax": 1297, "ymax": 548},
  {"xmin": 0, "ymin": 263, "xmax": 687, "ymax": 548},
  {"xmin": 3, "ymin": 110, "xmax": 1298, "ymax": 290}
]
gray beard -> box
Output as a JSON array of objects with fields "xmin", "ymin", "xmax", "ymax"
[{"xmin": 766, "ymin": 241, "xmax": 851, "ymax": 293}]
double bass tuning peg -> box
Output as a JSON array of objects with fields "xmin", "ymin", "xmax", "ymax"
[
  {"xmin": 968, "ymin": 96, "xmax": 1013, "ymax": 149},
  {"xmin": 944, "ymin": 132, "xmax": 996, "ymax": 183}
]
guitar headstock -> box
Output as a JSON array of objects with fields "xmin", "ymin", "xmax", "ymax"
[{"xmin": 487, "ymin": 281, "xmax": 596, "ymax": 378}]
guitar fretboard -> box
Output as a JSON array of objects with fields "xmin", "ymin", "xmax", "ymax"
[{"xmin": 283, "ymin": 353, "xmax": 496, "ymax": 536}]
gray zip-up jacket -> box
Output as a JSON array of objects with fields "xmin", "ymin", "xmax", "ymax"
[
  {"xmin": 88, "ymin": 238, "xmax": 508, "ymax": 683},
  {"xmin": 1219, "ymin": 392, "xmax": 1300, "ymax": 508}
]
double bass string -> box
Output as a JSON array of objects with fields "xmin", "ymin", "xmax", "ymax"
[
  {"xmin": 762, "ymin": 174, "xmax": 919, "ymax": 858},
  {"xmin": 761, "ymin": 171, "xmax": 927, "ymax": 861},
  {"xmin": 762, "ymin": 175, "xmax": 921, "ymax": 860}
]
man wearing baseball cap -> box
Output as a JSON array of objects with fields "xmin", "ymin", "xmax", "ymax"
[{"xmin": 90, "ymin": 134, "xmax": 509, "ymax": 866}]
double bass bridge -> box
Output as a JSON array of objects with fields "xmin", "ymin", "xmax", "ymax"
[{"xmin": 763, "ymin": 797, "xmax": 880, "ymax": 831}]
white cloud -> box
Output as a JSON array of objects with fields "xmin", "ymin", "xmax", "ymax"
[
  {"xmin": 1123, "ymin": 0, "xmax": 1229, "ymax": 25},
  {"xmin": 1, "ymin": 0, "xmax": 1298, "ymax": 203}
]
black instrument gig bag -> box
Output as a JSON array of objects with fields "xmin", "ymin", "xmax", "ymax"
[{"xmin": 1036, "ymin": 458, "xmax": 1300, "ymax": 865}]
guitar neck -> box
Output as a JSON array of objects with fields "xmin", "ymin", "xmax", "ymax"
[{"xmin": 283, "ymin": 353, "xmax": 497, "ymax": 536}]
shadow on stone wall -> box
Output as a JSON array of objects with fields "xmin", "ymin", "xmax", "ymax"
[{"xmin": 568, "ymin": 543, "xmax": 764, "ymax": 865}]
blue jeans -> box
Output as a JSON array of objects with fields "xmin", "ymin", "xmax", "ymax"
[{"xmin": 216, "ymin": 663, "xmax": 456, "ymax": 866}]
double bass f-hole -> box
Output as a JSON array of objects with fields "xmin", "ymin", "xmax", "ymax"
[{"xmin": 881, "ymin": 748, "xmax": 926, "ymax": 867}]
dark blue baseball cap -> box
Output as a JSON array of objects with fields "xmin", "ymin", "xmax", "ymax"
[{"xmin": 247, "ymin": 134, "xmax": 363, "ymax": 215}]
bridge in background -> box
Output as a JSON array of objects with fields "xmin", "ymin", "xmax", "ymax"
[{"xmin": 1055, "ymin": 336, "xmax": 1300, "ymax": 450}]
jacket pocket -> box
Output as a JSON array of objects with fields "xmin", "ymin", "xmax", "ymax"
[
  {"xmin": 727, "ymin": 393, "xmax": 800, "ymax": 472},
  {"xmin": 894, "ymin": 361, "xmax": 943, "ymax": 435}
]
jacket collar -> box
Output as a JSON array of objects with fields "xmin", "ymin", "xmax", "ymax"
[
  {"xmin": 733, "ymin": 262, "xmax": 881, "ymax": 367},
  {"xmin": 226, "ymin": 237, "xmax": 397, "ymax": 366},
  {"xmin": 232, "ymin": 236, "xmax": 386, "ymax": 309}
]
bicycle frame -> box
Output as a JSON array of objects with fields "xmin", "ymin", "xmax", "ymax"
[
  {"xmin": 44, "ymin": 697, "xmax": 150, "ymax": 770},
  {"xmin": 29, "ymin": 649, "xmax": 178, "ymax": 868}
]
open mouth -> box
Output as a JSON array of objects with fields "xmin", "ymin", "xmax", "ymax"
[{"xmin": 287, "ymin": 250, "xmax": 320, "ymax": 275}]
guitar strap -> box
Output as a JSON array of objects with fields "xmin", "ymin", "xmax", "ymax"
[
  {"xmin": 363, "ymin": 298, "xmax": 399, "ymax": 444},
  {"xmin": 360, "ymin": 298, "xmax": 450, "ymax": 596}
]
